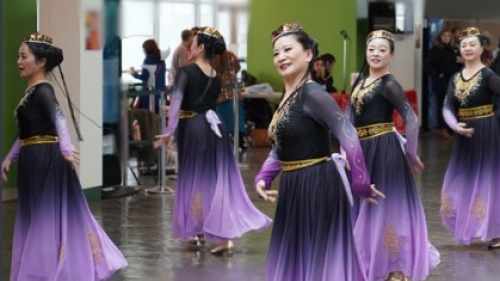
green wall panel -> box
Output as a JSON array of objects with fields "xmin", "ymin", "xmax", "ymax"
[
  {"xmin": 248, "ymin": 0, "xmax": 359, "ymax": 92},
  {"xmin": 2, "ymin": 0, "xmax": 37, "ymax": 188}
]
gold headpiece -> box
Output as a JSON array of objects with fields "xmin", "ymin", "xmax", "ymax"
[
  {"xmin": 24, "ymin": 33, "xmax": 53, "ymax": 45},
  {"xmin": 460, "ymin": 27, "xmax": 481, "ymax": 41},
  {"xmin": 271, "ymin": 23, "xmax": 303, "ymax": 43},
  {"xmin": 366, "ymin": 30, "xmax": 394, "ymax": 44},
  {"xmin": 198, "ymin": 26, "xmax": 223, "ymax": 40}
]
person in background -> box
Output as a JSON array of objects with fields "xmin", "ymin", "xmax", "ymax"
[
  {"xmin": 320, "ymin": 53, "xmax": 338, "ymax": 92},
  {"xmin": 169, "ymin": 29, "xmax": 193, "ymax": 85},
  {"xmin": 214, "ymin": 50, "xmax": 249, "ymax": 149},
  {"xmin": 424, "ymin": 29, "xmax": 461, "ymax": 139},
  {"xmin": 129, "ymin": 39, "xmax": 169, "ymax": 113},
  {"xmin": 311, "ymin": 57, "xmax": 335, "ymax": 93}
]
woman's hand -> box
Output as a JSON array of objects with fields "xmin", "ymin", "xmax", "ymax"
[
  {"xmin": 128, "ymin": 67, "xmax": 136, "ymax": 75},
  {"xmin": 411, "ymin": 156, "xmax": 425, "ymax": 174},
  {"xmin": 161, "ymin": 105, "xmax": 170, "ymax": 116},
  {"xmin": 360, "ymin": 184, "xmax": 385, "ymax": 205},
  {"xmin": 255, "ymin": 180, "xmax": 278, "ymax": 203},
  {"xmin": 63, "ymin": 150, "xmax": 80, "ymax": 167},
  {"xmin": 456, "ymin": 122, "xmax": 474, "ymax": 138},
  {"xmin": 154, "ymin": 134, "xmax": 173, "ymax": 149},
  {"xmin": 2, "ymin": 159, "xmax": 12, "ymax": 182}
]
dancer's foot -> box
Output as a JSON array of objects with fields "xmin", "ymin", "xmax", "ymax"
[
  {"xmin": 487, "ymin": 238, "xmax": 500, "ymax": 250},
  {"xmin": 187, "ymin": 234, "xmax": 206, "ymax": 246},
  {"xmin": 197, "ymin": 234, "xmax": 205, "ymax": 245},
  {"xmin": 386, "ymin": 271, "xmax": 407, "ymax": 281},
  {"xmin": 210, "ymin": 240, "xmax": 234, "ymax": 255}
]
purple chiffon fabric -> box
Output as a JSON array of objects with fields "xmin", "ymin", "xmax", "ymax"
[
  {"xmin": 350, "ymin": 77, "xmax": 439, "ymax": 280},
  {"xmin": 166, "ymin": 68, "xmax": 271, "ymax": 243},
  {"xmin": 440, "ymin": 69, "xmax": 500, "ymax": 244}
]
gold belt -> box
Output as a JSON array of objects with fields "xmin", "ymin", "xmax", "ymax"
[
  {"xmin": 179, "ymin": 110, "xmax": 197, "ymax": 119},
  {"xmin": 356, "ymin": 122, "xmax": 393, "ymax": 140},
  {"xmin": 280, "ymin": 156, "xmax": 329, "ymax": 172},
  {"xmin": 21, "ymin": 135, "xmax": 59, "ymax": 146},
  {"xmin": 458, "ymin": 104, "xmax": 494, "ymax": 120}
]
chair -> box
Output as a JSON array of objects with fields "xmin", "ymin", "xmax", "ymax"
[{"xmin": 128, "ymin": 109, "xmax": 161, "ymax": 185}]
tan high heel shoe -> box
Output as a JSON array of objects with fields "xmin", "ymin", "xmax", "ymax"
[{"xmin": 210, "ymin": 241, "xmax": 234, "ymax": 255}]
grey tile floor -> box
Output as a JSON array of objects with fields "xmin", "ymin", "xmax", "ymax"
[{"xmin": 3, "ymin": 133, "xmax": 500, "ymax": 281}]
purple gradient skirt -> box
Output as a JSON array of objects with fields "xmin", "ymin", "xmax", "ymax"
[
  {"xmin": 266, "ymin": 160, "xmax": 366, "ymax": 281},
  {"xmin": 354, "ymin": 133, "xmax": 439, "ymax": 281},
  {"xmin": 441, "ymin": 116, "xmax": 500, "ymax": 244},
  {"xmin": 172, "ymin": 113, "xmax": 271, "ymax": 243},
  {"xmin": 10, "ymin": 144, "xmax": 127, "ymax": 281}
]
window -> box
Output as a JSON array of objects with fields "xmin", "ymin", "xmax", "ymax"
[{"xmin": 121, "ymin": 0, "xmax": 249, "ymax": 79}]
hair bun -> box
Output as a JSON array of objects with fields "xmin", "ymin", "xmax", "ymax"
[
  {"xmin": 214, "ymin": 38, "xmax": 226, "ymax": 55},
  {"xmin": 53, "ymin": 47, "xmax": 64, "ymax": 66}
]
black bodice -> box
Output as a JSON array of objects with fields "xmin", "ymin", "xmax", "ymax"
[
  {"xmin": 179, "ymin": 64, "xmax": 221, "ymax": 112},
  {"xmin": 351, "ymin": 74, "xmax": 398, "ymax": 127},
  {"xmin": 16, "ymin": 83, "xmax": 58, "ymax": 139},
  {"xmin": 271, "ymin": 83, "xmax": 332, "ymax": 161},
  {"xmin": 448, "ymin": 67, "xmax": 499, "ymax": 108}
]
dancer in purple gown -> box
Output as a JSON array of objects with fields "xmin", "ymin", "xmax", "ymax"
[
  {"xmin": 349, "ymin": 30, "xmax": 439, "ymax": 281},
  {"xmin": 254, "ymin": 23, "xmax": 384, "ymax": 281},
  {"xmin": 1, "ymin": 33, "xmax": 127, "ymax": 281},
  {"xmin": 440, "ymin": 27, "xmax": 500, "ymax": 249},
  {"xmin": 156, "ymin": 26, "xmax": 271, "ymax": 254}
]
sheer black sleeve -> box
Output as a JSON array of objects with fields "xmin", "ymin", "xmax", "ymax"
[
  {"xmin": 164, "ymin": 67, "xmax": 189, "ymax": 135},
  {"xmin": 382, "ymin": 80, "xmax": 419, "ymax": 163},
  {"xmin": 442, "ymin": 78, "xmax": 459, "ymax": 131},
  {"xmin": 37, "ymin": 83, "xmax": 74, "ymax": 156},
  {"xmin": 302, "ymin": 86, "xmax": 372, "ymax": 197}
]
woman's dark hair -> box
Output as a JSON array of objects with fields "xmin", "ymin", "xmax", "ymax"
[
  {"xmin": 434, "ymin": 29, "xmax": 451, "ymax": 49},
  {"xmin": 142, "ymin": 39, "xmax": 161, "ymax": 61},
  {"xmin": 25, "ymin": 42, "xmax": 64, "ymax": 73},
  {"xmin": 196, "ymin": 33, "xmax": 226, "ymax": 60}
]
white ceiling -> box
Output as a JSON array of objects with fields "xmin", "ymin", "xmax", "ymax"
[{"xmin": 425, "ymin": 0, "xmax": 500, "ymax": 20}]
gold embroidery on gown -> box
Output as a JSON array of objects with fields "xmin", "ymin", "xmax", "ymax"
[
  {"xmin": 268, "ymin": 90, "xmax": 299, "ymax": 148},
  {"xmin": 351, "ymin": 79, "xmax": 382, "ymax": 115},
  {"xmin": 472, "ymin": 196, "xmax": 486, "ymax": 225},
  {"xmin": 441, "ymin": 192, "xmax": 455, "ymax": 221},
  {"xmin": 383, "ymin": 224, "xmax": 403, "ymax": 259},
  {"xmin": 455, "ymin": 71, "xmax": 482, "ymax": 105},
  {"xmin": 87, "ymin": 229, "xmax": 104, "ymax": 265},
  {"xmin": 191, "ymin": 192, "xmax": 204, "ymax": 223},
  {"xmin": 59, "ymin": 244, "xmax": 67, "ymax": 262}
]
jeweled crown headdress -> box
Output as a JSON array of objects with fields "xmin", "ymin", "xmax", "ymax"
[
  {"xmin": 459, "ymin": 27, "xmax": 481, "ymax": 41},
  {"xmin": 24, "ymin": 32, "xmax": 53, "ymax": 45},
  {"xmin": 366, "ymin": 30, "xmax": 394, "ymax": 44},
  {"xmin": 198, "ymin": 26, "xmax": 223, "ymax": 40},
  {"xmin": 271, "ymin": 23, "xmax": 303, "ymax": 43}
]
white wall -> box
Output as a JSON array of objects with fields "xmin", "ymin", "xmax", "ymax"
[{"xmin": 39, "ymin": 0, "xmax": 103, "ymax": 189}]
